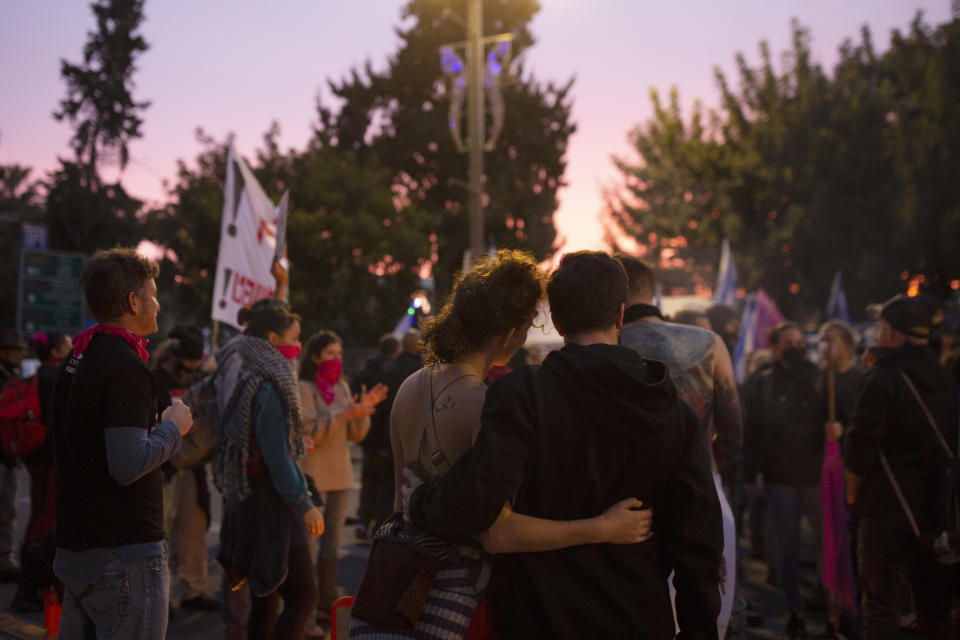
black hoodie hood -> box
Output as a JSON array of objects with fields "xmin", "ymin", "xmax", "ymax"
[{"xmin": 541, "ymin": 342, "xmax": 681, "ymax": 437}]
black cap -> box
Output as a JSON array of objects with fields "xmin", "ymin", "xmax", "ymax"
[
  {"xmin": 0, "ymin": 329, "xmax": 27, "ymax": 351},
  {"xmin": 168, "ymin": 325, "xmax": 204, "ymax": 360},
  {"xmin": 880, "ymin": 295, "xmax": 932, "ymax": 339}
]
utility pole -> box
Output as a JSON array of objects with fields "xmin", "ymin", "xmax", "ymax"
[
  {"xmin": 467, "ymin": 0, "xmax": 484, "ymax": 261},
  {"xmin": 440, "ymin": 2, "xmax": 511, "ymax": 267}
]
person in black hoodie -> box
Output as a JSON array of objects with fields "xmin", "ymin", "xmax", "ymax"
[
  {"xmin": 409, "ymin": 251, "xmax": 722, "ymax": 640},
  {"xmin": 845, "ymin": 295, "xmax": 959, "ymax": 639}
]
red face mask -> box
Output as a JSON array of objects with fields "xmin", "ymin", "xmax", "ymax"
[
  {"xmin": 276, "ymin": 343, "xmax": 302, "ymax": 361},
  {"xmin": 317, "ymin": 356, "xmax": 342, "ymax": 384}
]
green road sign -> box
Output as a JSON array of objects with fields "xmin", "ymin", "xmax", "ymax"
[{"xmin": 17, "ymin": 250, "xmax": 88, "ymax": 337}]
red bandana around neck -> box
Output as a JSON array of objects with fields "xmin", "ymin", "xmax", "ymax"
[
  {"xmin": 314, "ymin": 357, "xmax": 342, "ymax": 406},
  {"xmin": 73, "ymin": 324, "xmax": 150, "ymax": 363}
]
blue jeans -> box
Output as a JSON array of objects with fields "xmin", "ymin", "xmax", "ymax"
[
  {"xmin": 55, "ymin": 545, "xmax": 169, "ymax": 640},
  {"xmin": 766, "ymin": 483, "xmax": 822, "ymax": 613}
]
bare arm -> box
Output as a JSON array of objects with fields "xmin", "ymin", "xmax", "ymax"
[
  {"xmin": 390, "ymin": 394, "xmax": 406, "ymax": 513},
  {"xmin": 478, "ymin": 499, "xmax": 653, "ymax": 554},
  {"xmin": 271, "ymin": 260, "xmax": 288, "ymax": 302}
]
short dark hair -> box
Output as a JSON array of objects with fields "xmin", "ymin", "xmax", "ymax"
[
  {"xmin": 548, "ymin": 251, "xmax": 627, "ymax": 336},
  {"xmin": 378, "ymin": 334, "xmax": 400, "ymax": 356},
  {"xmin": 614, "ymin": 253, "xmax": 655, "ymax": 300},
  {"xmin": 298, "ymin": 330, "xmax": 342, "ymax": 380},
  {"xmin": 768, "ymin": 321, "xmax": 803, "ymax": 347},
  {"xmin": 706, "ymin": 304, "xmax": 739, "ymax": 333},
  {"xmin": 422, "ymin": 250, "xmax": 543, "ymax": 365},
  {"xmin": 238, "ymin": 304, "xmax": 301, "ymax": 341},
  {"xmin": 79, "ymin": 247, "xmax": 159, "ymax": 322}
]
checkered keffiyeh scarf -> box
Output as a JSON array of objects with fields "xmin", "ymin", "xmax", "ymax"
[{"xmin": 212, "ymin": 335, "xmax": 304, "ymax": 501}]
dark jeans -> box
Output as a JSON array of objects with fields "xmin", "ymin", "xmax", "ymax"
[
  {"xmin": 248, "ymin": 543, "xmax": 319, "ymax": 639},
  {"xmin": 57, "ymin": 547, "xmax": 169, "ymax": 640},
  {"xmin": 358, "ymin": 450, "xmax": 394, "ymax": 530},
  {"xmin": 766, "ymin": 483, "xmax": 822, "ymax": 613},
  {"xmin": 858, "ymin": 517, "xmax": 954, "ymax": 640}
]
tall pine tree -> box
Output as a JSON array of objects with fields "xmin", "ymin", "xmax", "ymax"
[{"xmin": 46, "ymin": 0, "xmax": 150, "ymax": 253}]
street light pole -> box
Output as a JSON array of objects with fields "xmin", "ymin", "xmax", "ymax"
[{"xmin": 467, "ymin": 0, "xmax": 484, "ymax": 261}]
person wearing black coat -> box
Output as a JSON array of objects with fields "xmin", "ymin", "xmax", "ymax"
[
  {"xmin": 845, "ymin": 296, "xmax": 959, "ymax": 639},
  {"xmin": 357, "ymin": 333, "xmax": 423, "ymax": 535},
  {"xmin": 741, "ymin": 322, "xmax": 827, "ymax": 638}
]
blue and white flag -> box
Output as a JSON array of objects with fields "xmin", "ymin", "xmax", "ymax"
[
  {"xmin": 713, "ymin": 238, "xmax": 738, "ymax": 307},
  {"xmin": 732, "ymin": 294, "xmax": 756, "ymax": 384},
  {"xmin": 732, "ymin": 289, "xmax": 785, "ymax": 383},
  {"xmin": 826, "ymin": 270, "xmax": 851, "ymax": 323}
]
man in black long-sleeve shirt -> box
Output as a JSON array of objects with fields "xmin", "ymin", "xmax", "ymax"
[
  {"xmin": 410, "ymin": 251, "xmax": 722, "ymax": 640},
  {"xmin": 53, "ymin": 248, "xmax": 193, "ymax": 640}
]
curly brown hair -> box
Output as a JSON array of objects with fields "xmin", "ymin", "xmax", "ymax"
[{"xmin": 422, "ymin": 249, "xmax": 544, "ymax": 365}]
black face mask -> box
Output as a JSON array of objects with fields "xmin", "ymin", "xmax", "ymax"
[{"xmin": 782, "ymin": 346, "xmax": 807, "ymax": 368}]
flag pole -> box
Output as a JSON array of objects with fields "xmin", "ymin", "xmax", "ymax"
[{"xmin": 211, "ymin": 319, "xmax": 221, "ymax": 354}]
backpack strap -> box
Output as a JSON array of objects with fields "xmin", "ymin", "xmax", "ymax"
[
  {"xmin": 898, "ymin": 370, "xmax": 953, "ymax": 459},
  {"xmin": 880, "ymin": 452, "xmax": 922, "ymax": 538}
]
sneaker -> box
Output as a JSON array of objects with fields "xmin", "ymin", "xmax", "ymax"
[
  {"xmin": 180, "ymin": 594, "xmax": 221, "ymax": 611},
  {"xmin": 786, "ymin": 612, "xmax": 807, "ymax": 639}
]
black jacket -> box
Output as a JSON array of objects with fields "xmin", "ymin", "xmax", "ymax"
[
  {"xmin": 410, "ymin": 343, "xmax": 722, "ymax": 640},
  {"xmin": 742, "ymin": 360, "xmax": 826, "ymax": 486},
  {"xmin": 845, "ymin": 345, "xmax": 959, "ymax": 523},
  {"xmin": 364, "ymin": 352, "xmax": 422, "ymax": 456}
]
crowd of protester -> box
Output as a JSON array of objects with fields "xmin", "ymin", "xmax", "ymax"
[{"xmin": 0, "ymin": 245, "xmax": 957, "ymax": 639}]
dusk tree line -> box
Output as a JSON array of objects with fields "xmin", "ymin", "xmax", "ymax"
[{"xmin": 2, "ymin": 0, "xmax": 957, "ymax": 340}]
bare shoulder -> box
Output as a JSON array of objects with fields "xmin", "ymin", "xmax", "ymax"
[{"xmin": 394, "ymin": 367, "xmax": 427, "ymax": 408}]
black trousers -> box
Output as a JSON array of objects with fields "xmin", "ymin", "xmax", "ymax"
[
  {"xmin": 248, "ymin": 543, "xmax": 319, "ymax": 639},
  {"xmin": 358, "ymin": 450, "xmax": 395, "ymax": 529},
  {"xmin": 858, "ymin": 516, "xmax": 954, "ymax": 640}
]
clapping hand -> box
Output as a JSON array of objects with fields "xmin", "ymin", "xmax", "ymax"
[{"xmin": 358, "ymin": 383, "xmax": 388, "ymax": 407}]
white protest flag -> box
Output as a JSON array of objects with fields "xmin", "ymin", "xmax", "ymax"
[{"xmin": 211, "ymin": 146, "xmax": 282, "ymax": 329}]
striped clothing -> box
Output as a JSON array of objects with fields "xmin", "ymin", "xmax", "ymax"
[{"xmin": 350, "ymin": 542, "xmax": 490, "ymax": 640}]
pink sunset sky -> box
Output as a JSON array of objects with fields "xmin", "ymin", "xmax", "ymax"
[{"xmin": 1, "ymin": 0, "xmax": 951, "ymax": 254}]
